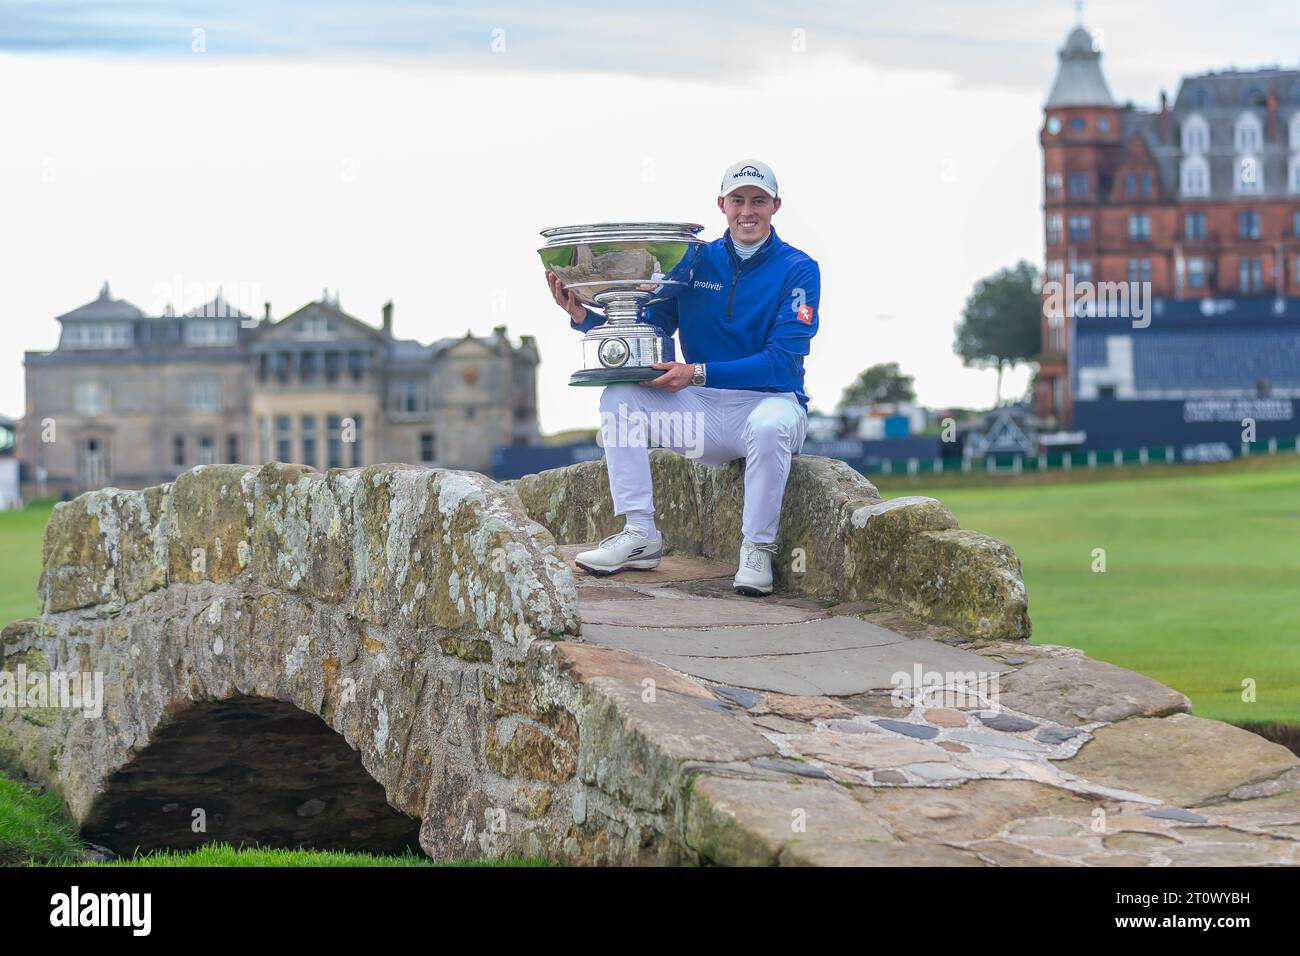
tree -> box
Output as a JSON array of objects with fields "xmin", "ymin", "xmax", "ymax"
[
  {"xmin": 837, "ymin": 362, "xmax": 916, "ymax": 409},
  {"xmin": 954, "ymin": 260, "xmax": 1042, "ymax": 407}
]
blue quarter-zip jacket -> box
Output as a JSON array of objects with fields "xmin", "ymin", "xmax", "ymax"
[{"xmin": 570, "ymin": 226, "xmax": 820, "ymax": 409}]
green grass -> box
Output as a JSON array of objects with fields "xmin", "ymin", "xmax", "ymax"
[
  {"xmin": 0, "ymin": 769, "xmax": 550, "ymax": 867},
  {"xmin": 884, "ymin": 457, "xmax": 1300, "ymax": 725},
  {"xmin": 81, "ymin": 844, "xmax": 549, "ymax": 867},
  {"xmin": 0, "ymin": 775, "xmax": 88, "ymax": 866},
  {"xmin": 0, "ymin": 500, "xmax": 52, "ymax": 625}
]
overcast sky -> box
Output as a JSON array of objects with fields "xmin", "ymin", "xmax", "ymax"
[{"xmin": 3, "ymin": 1, "xmax": 1299, "ymax": 431}]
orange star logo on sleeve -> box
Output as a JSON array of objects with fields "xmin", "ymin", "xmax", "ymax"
[{"xmin": 796, "ymin": 304, "xmax": 814, "ymax": 324}]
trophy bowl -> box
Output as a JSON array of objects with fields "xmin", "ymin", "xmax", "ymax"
[{"xmin": 539, "ymin": 222, "xmax": 705, "ymax": 386}]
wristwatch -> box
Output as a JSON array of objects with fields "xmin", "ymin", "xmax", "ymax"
[{"xmin": 691, "ymin": 363, "xmax": 706, "ymax": 386}]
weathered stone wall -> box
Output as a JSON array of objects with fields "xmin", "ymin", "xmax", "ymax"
[
  {"xmin": 0, "ymin": 454, "xmax": 1035, "ymax": 864},
  {"xmin": 1, "ymin": 463, "xmax": 634, "ymax": 861},
  {"xmin": 507, "ymin": 451, "xmax": 1031, "ymax": 640}
]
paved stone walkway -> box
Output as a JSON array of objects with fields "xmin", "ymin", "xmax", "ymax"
[{"xmin": 561, "ymin": 544, "xmax": 1300, "ymax": 866}]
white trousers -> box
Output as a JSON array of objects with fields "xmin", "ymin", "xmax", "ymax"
[{"xmin": 597, "ymin": 383, "xmax": 810, "ymax": 544}]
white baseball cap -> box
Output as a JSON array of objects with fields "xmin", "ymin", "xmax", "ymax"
[{"xmin": 719, "ymin": 159, "xmax": 778, "ymax": 199}]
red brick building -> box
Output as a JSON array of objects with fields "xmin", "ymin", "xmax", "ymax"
[{"xmin": 1038, "ymin": 23, "xmax": 1300, "ymax": 427}]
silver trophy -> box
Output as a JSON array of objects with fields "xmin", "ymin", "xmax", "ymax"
[{"xmin": 539, "ymin": 222, "xmax": 705, "ymax": 386}]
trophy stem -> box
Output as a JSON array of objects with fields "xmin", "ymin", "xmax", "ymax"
[{"xmin": 595, "ymin": 292, "xmax": 646, "ymax": 326}]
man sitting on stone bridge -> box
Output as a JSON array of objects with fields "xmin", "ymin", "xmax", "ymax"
[{"xmin": 545, "ymin": 159, "xmax": 820, "ymax": 596}]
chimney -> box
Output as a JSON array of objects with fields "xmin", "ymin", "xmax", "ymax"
[
  {"xmin": 382, "ymin": 300, "xmax": 393, "ymax": 336},
  {"xmin": 263, "ymin": 302, "xmax": 272, "ymax": 323},
  {"xmin": 1157, "ymin": 89, "xmax": 1169, "ymax": 143},
  {"xmin": 493, "ymin": 324, "xmax": 507, "ymax": 339}
]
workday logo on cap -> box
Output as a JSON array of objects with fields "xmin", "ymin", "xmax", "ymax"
[{"xmin": 720, "ymin": 159, "xmax": 778, "ymax": 198}]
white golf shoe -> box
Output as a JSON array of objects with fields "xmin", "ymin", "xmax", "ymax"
[
  {"xmin": 575, "ymin": 527, "xmax": 663, "ymax": 575},
  {"xmin": 734, "ymin": 539, "xmax": 779, "ymax": 596}
]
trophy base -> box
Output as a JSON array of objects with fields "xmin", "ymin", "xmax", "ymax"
[{"xmin": 569, "ymin": 367, "xmax": 661, "ymax": 387}]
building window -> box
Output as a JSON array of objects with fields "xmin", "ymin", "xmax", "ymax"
[
  {"xmin": 1290, "ymin": 155, "xmax": 1300, "ymax": 194},
  {"xmin": 1098, "ymin": 117, "xmax": 1111, "ymax": 132},
  {"xmin": 226, "ymin": 434, "xmax": 239, "ymax": 464},
  {"xmin": 1125, "ymin": 172, "xmax": 1137, "ymax": 197},
  {"xmin": 300, "ymin": 351, "xmax": 320, "ymax": 383},
  {"xmin": 296, "ymin": 316, "xmax": 332, "ymax": 339},
  {"xmin": 400, "ymin": 380, "xmax": 420, "ymax": 413},
  {"xmin": 1046, "ymin": 174, "xmax": 1063, "ymax": 200},
  {"xmin": 1239, "ymin": 209, "xmax": 1261, "ymax": 240},
  {"xmin": 1126, "ymin": 259, "xmax": 1151, "ymax": 284},
  {"xmin": 1067, "ymin": 173, "xmax": 1089, "ymax": 198},
  {"xmin": 1235, "ymin": 112, "xmax": 1262, "ymax": 153},
  {"xmin": 258, "ymin": 416, "xmax": 271, "ymax": 463},
  {"xmin": 301, "ymin": 415, "xmax": 317, "ymax": 469},
  {"xmin": 1128, "ymin": 213, "xmax": 1151, "ymax": 241},
  {"xmin": 273, "ymin": 352, "xmax": 291, "ymax": 383},
  {"xmin": 420, "ymin": 432, "xmax": 435, "ymax": 464},
  {"xmin": 276, "ymin": 415, "xmax": 293, "ymax": 462},
  {"xmin": 74, "ymin": 381, "xmax": 108, "ymax": 416},
  {"xmin": 347, "ymin": 350, "xmax": 366, "ymax": 381},
  {"xmin": 348, "ymin": 415, "xmax": 363, "ymax": 467},
  {"xmin": 63, "ymin": 322, "xmax": 133, "ymax": 350},
  {"xmin": 197, "ymin": 435, "xmax": 217, "ymax": 466},
  {"xmin": 327, "ymin": 416, "xmax": 343, "ymax": 469},
  {"xmin": 1182, "ymin": 113, "xmax": 1209, "ymax": 153},
  {"xmin": 1069, "ymin": 116, "xmax": 1084, "ymax": 131},
  {"xmin": 183, "ymin": 321, "xmax": 237, "ymax": 347},
  {"xmin": 1046, "ymin": 214, "xmax": 1062, "ymax": 245},
  {"xmin": 1141, "ymin": 173, "xmax": 1152, "ymax": 196},
  {"xmin": 1187, "ymin": 257, "xmax": 1206, "ymax": 289},
  {"xmin": 173, "ymin": 434, "xmax": 185, "ymax": 468},
  {"xmin": 1239, "ymin": 257, "xmax": 1263, "ymax": 293},
  {"xmin": 1180, "ymin": 155, "xmax": 1210, "ymax": 197},
  {"xmin": 465, "ymin": 406, "xmax": 477, "ymax": 420},
  {"xmin": 1067, "ymin": 215, "xmax": 1090, "ymax": 242},
  {"xmin": 1293, "ymin": 210, "xmax": 1300, "ymax": 236},
  {"xmin": 1046, "ymin": 259, "xmax": 1064, "ymax": 282},
  {"xmin": 187, "ymin": 376, "xmax": 222, "ymax": 413},
  {"xmin": 1185, "ymin": 211, "xmax": 1207, "ymax": 241},
  {"xmin": 325, "ymin": 351, "xmax": 341, "ymax": 382}
]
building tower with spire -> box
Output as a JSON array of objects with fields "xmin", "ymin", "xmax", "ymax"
[{"xmin": 1038, "ymin": 23, "xmax": 1121, "ymax": 427}]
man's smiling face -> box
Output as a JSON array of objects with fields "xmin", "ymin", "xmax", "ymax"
[{"xmin": 718, "ymin": 185, "xmax": 780, "ymax": 245}]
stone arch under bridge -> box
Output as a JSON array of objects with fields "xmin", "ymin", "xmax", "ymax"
[{"xmin": 2, "ymin": 455, "xmax": 1297, "ymax": 865}]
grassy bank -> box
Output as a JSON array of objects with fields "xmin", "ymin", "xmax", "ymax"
[
  {"xmin": 0, "ymin": 769, "xmax": 547, "ymax": 867},
  {"xmin": 884, "ymin": 457, "xmax": 1300, "ymax": 725}
]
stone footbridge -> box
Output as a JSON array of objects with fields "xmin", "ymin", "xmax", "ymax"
[{"xmin": 1, "ymin": 454, "xmax": 1297, "ymax": 864}]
